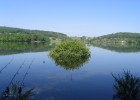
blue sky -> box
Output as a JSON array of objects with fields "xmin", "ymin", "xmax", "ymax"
[{"xmin": 0, "ymin": 0, "xmax": 140, "ymax": 37}]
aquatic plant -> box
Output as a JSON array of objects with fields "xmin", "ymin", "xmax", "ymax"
[
  {"xmin": 18, "ymin": 88, "xmax": 34, "ymax": 100},
  {"xmin": 49, "ymin": 41, "xmax": 90, "ymax": 70},
  {"xmin": 112, "ymin": 70, "xmax": 140, "ymax": 100},
  {"xmin": 1, "ymin": 84, "xmax": 34, "ymax": 100}
]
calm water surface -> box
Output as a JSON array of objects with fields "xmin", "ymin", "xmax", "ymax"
[{"xmin": 0, "ymin": 45, "xmax": 140, "ymax": 100}]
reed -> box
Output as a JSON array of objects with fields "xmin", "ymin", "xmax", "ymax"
[{"xmin": 112, "ymin": 70, "xmax": 140, "ymax": 100}]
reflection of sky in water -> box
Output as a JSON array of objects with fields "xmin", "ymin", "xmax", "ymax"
[{"xmin": 0, "ymin": 47, "xmax": 140, "ymax": 100}]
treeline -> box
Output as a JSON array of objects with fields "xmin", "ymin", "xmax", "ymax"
[
  {"xmin": 90, "ymin": 32, "xmax": 140, "ymax": 44},
  {"xmin": 0, "ymin": 26, "xmax": 67, "ymax": 38},
  {"xmin": 99, "ymin": 32, "xmax": 140, "ymax": 38},
  {"xmin": 0, "ymin": 33, "xmax": 50, "ymax": 42}
]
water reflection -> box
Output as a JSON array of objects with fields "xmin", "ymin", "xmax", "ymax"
[
  {"xmin": 1, "ymin": 45, "xmax": 140, "ymax": 99},
  {"xmin": 92, "ymin": 43, "xmax": 140, "ymax": 53},
  {"xmin": 0, "ymin": 42, "xmax": 55, "ymax": 55},
  {"xmin": 50, "ymin": 53, "xmax": 90, "ymax": 70},
  {"xmin": 1, "ymin": 59, "xmax": 35, "ymax": 100}
]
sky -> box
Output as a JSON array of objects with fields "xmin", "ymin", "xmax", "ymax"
[{"xmin": 0, "ymin": 0, "xmax": 140, "ymax": 37}]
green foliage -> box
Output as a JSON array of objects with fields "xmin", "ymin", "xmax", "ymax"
[
  {"xmin": 112, "ymin": 71, "xmax": 140, "ymax": 100},
  {"xmin": 0, "ymin": 26, "xmax": 67, "ymax": 38},
  {"xmin": 100, "ymin": 32, "xmax": 140, "ymax": 38},
  {"xmin": 49, "ymin": 41, "xmax": 90, "ymax": 70},
  {"xmin": 90, "ymin": 32, "xmax": 140, "ymax": 44},
  {"xmin": 0, "ymin": 33, "xmax": 50, "ymax": 42},
  {"xmin": 90, "ymin": 32, "xmax": 140, "ymax": 52},
  {"xmin": 61, "ymin": 36, "xmax": 89, "ymax": 44}
]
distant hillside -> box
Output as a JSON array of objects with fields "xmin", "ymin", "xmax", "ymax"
[
  {"xmin": 90, "ymin": 32, "xmax": 140, "ymax": 44},
  {"xmin": 0, "ymin": 26, "xmax": 67, "ymax": 38},
  {"xmin": 99, "ymin": 32, "xmax": 140, "ymax": 38}
]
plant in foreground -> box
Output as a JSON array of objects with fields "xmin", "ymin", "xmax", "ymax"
[{"xmin": 112, "ymin": 70, "xmax": 140, "ymax": 100}]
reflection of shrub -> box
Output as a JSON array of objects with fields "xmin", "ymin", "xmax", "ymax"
[
  {"xmin": 49, "ymin": 41, "xmax": 90, "ymax": 70},
  {"xmin": 112, "ymin": 71, "xmax": 140, "ymax": 100}
]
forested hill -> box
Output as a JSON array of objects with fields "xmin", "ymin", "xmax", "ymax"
[
  {"xmin": 98, "ymin": 32, "xmax": 140, "ymax": 38},
  {"xmin": 0, "ymin": 26, "xmax": 67, "ymax": 38},
  {"xmin": 90, "ymin": 32, "xmax": 140, "ymax": 44}
]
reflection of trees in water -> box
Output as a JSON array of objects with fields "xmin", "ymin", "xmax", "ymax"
[
  {"xmin": 112, "ymin": 71, "xmax": 140, "ymax": 100},
  {"xmin": 1, "ymin": 59, "xmax": 35, "ymax": 100},
  {"xmin": 0, "ymin": 42, "xmax": 56, "ymax": 55},
  {"xmin": 92, "ymin": 43, "xmax": 140, "ymax": 53},
  {"xmin": 50, "ymin": 55, "xmax": 90, "ymax": 70}
]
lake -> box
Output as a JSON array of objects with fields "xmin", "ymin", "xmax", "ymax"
[{"xmin": 0, "ymin": 43, "xmax": 140, "ymax": 100}]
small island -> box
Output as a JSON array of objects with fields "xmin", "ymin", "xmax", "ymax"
[{"xmin": 49, "ymin": 41, "xmax": 90, "ymax": 70}]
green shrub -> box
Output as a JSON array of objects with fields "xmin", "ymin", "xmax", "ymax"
[{"xmin": 49, "ymin": 41, "xmax": 90, "ymax": 70}]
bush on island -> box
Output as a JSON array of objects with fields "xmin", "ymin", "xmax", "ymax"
[{"xmin": 49, "ymin": 41, "xmax": 90, "ymax": 70}]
